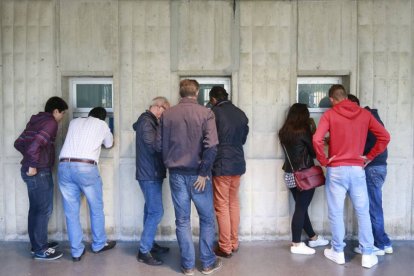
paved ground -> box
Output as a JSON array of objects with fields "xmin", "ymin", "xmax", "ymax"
[{"xmin": 0, "ymin": 240, "xmax": 413, "ymax": 276}]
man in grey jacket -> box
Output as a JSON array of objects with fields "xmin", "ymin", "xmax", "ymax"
[{"xmin": 156, "ymin": 79, "xmax": 222, "ymax": 275}]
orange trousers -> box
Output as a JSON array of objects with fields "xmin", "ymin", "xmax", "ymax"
[{"xmin": 213, "ymin": 175, "xmax": 241, "ymax": 254}]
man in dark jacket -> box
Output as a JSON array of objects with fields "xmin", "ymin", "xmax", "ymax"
[
  {"xmin": 133, "ymin": 96, "xmax": 170, "ymax": 266},
  {"xmin": 347, "ymin": 95, "xmax": 393, "ymax": 256},
  {"xmin": 14, "ymin": 96, "xmax": 68, "ymax": 260},
  {"xmin": 208, "ymin": 86, "xmax": 249, "ymax": 258},
  {"xmin": 156, "ymin": 79, "xmax": 222, "ymax": 275}
]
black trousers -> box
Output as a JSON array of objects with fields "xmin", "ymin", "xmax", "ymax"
[{"xmin": 289, "ymin": 187, "xmax": 316, "ymax": 243}]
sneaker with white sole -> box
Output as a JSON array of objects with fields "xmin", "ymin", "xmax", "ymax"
[
  {"xmin": 324, "ymin": 248, "xmax": 345, "ymax": 264},
  {"xmin": 353, "ymin": 246, "xmax": 384, "ymax": 256},
  {"xmin": 34, "ymin": 248, "xmax": 63, "ymax": 261},
  {"xmin": 384, "ymin": 245, "xmax": 393, "ymax": 254},
  {"xmin": 362, "ymin": 254, "xmax": 378, "ymax": 268},
  {"xmin": 308, "ymin": 235, "xmax": 329, "ymax": 248},
  {"xmin": 290, "ymin": 242, "xmax": 315, "ymax": 255}
]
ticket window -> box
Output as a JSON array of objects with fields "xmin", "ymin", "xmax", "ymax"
[
  {"xmin": 70, "ymin": 77, "xmax": 114, "ymax": 133},
  {"xmin": 181, "ymin": 77, "xmax": 231, "ymax": 107}
]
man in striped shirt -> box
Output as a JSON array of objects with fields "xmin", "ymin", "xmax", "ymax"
[{"xmin": 58, "ymin": 107, "xmax": 116, "ymax": 262}]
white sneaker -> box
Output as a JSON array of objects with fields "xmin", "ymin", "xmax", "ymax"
[
  {"xmin": 290, "ymin": 242, "xmax": 315, "ymax": 255},
  {"xmin": 308, "ymin": 235, "xmax": 329, "ymax": 248},
  {"xmin": 353, "ymin": 246, "xmax": 385, "ymax": 256},
  {"xmin": 362, "ymin": 254, "xmax": 378, "ymax": 268},
  {"xmin": 324, "ymin": 248, "xmax": 345, "ymax": 265},
  {"xmin": 384, "ymin": 245, "xmax": 393, "ymax": 254}
]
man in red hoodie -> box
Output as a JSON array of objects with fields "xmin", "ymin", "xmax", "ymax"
[{"xmin": 313, "ymin": 85, "xmax": 390, "ymax": 269}]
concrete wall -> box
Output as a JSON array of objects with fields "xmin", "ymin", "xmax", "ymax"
[{"xmin": 0, "ymin": 0, "xmax": 413, "ymax": 242}]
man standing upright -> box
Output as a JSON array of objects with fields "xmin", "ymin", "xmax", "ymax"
[
  {"xmin": 58, "ymin": 107, "xmax": 116, "ymax": 262},
  {"xmin": 313, "ymin": 85, "xmax": 390, "ymax": 269},
  {"xmin": 156, "ymin": 79, "xmax": 222, "ymax": 275},
  {"xmin": 347, "ymin": 95, "xmax": 393, "ymax": 256},
  {"xmin": 208, "ymin": 86, "xmax": 249, "ymax": 258},
  {"xmin": 14, "ymin": 96, "xmax": 68, "ymax": 260},
  {"xmin": 133, "ymin": 96, "xmax": 170, "ymax": 266}
]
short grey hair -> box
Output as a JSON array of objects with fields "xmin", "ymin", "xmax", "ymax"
[{"xmin": 150, "ymin": 96, "xmax": 169, "ymax": 108}]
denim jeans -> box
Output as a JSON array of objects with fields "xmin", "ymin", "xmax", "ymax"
[
  {"xmin": 138, "ymin": 180, "xmax": 164, "ymax": 253},
  {"xmin": 58, "ymin": 162, "xmax": 107, "ymax": 257},
  {"xmin": 325, "ymin": 166, "xmax": 374, "ymax": 254},
  {"xmin": 169, "ymin": 174, "xmax": 216, "ymax": 270},
  {"xmin": 365, "ymin": 165, "xmax": 391, "ymax": 249},
  {"xmin": 21, "ymin": 168, "xmax": 54, "ymax": 254}
]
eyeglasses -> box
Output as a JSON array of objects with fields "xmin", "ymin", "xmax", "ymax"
[{"xmin": 158, "ymin": 105, "xmax": 167, "ymax": 111}]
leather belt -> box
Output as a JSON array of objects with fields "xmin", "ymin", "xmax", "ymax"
[{"xmin": 60, "ymin": 158, "xmax": 97, "ymax": 165}]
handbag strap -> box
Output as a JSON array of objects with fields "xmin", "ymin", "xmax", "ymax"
[{"xmin": 282, "ymin": 143, "xmax": 296, "ymax": 172}]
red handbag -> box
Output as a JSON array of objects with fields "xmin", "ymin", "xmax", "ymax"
[{"xmin": 282, "ymin": 144, "xmax": 326, "ymax": 191}]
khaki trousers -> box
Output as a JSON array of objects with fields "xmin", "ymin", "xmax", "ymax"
[{"xmin": 213, "ymin": 175, "xmax": 241, "ymax": 254}]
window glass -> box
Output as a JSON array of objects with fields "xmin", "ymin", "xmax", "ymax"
[
  {"xmin": 76, "ymin": 84, "xmax": 112, "ymax": 108},
  {"xmin": 297, "ymin": 77, "xmax": 342, "ymax": 111}
]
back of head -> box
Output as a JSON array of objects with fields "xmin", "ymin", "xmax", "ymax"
[
  {"xmin": 328, "ymin": 84, "xmax": 347, "ymax": 101},
  {"xmin": 179, "ymin": 79, "xmax": 199, "ymax": 98},
  {"xmin": 44, "ymin": 96, "xmax": 68, "ymax": 113},
  {"xmin": 347, "ymin": 94, "xmax": 360, "ymax": 106},
  {"xmin": 88, "ymin": 107, "xmax": 107, "ymax": 121},
  {"xmin": 279, "ymin": 103, "xmax": 310, "ymax": 144},
  {"xmin": 209, "ymin": 86, "xmax": 228, "ymax": 101}
]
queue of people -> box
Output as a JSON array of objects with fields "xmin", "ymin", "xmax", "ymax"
[{"xmin": 14, "ymin": 81, "xmax": 391, "ymax": 274}]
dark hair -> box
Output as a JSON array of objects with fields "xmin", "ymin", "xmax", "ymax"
[
  {"xmin": 209, "ymin": 86, "xmax": 228, "ymax": 101},
  {"xmin": 347, "ymin": 94, "xmax": 360, "ymax": 106},
  {"xmin": 44, "ymin": 96, "xmax": 68, "ymax": 113},
  {"xmin": 88, "ymin": 107, "xmax": 107, "ymax": 121},
  {"xmin": 179, "ymin": 79, "xmax": 199, "ymax": 98},
  {"xmin": 278, "ymin": 103, "xmax": 311, "ymax": 145},
  {"xmin": 328, "ymin": 84, "xmax": 347, "ymax": 101}
]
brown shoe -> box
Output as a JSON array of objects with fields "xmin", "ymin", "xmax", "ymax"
[
  {"xmin": 181, "ymin": 267, "xmax": 195, "ymax": 276},
  {"xmin": 201, "ymin": 259, "xmax": 223, "ymax": 275},
  {"xmin": 214, "ymin": 247, "xmax": 232, "ymax": 258}
]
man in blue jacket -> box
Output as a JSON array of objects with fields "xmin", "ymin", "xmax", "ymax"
[
  {"xmin": 14, "ymin": 96, "xmax": 68, "ymax": 260},
  {"xmin": 133, "ymin": 96, "xmax": 170, "ymax": 266},
  {"xmin": 347, "ymin": 95, "xmax": 393, "ymax": 256},
  {"xmin": 208, "ymin": 86, "xmax": 249, "ymax": 258}
]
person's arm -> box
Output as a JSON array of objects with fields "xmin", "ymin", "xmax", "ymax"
[
  {"xmin": 14, "ymin": 130, "xmax": 26, "ymax": 154},
  {"xmin": 302, "ymin": 131, "xmax": 316, "ymax": 159},
  {"xmin": 194, "ymin": 111, "xmax": 218, "ymax": 191},
  {"xmin": 26, "ymin": 121, "xmax": 58, "ymax": 174},
  {"xmin": 154, "ymin": 116, "xmax": 163, "ymax": 153},
  {"xmin": 242, "ymin": 116, "xmax": 249, "ymax": 145},
  {"xmin": 102, "ymin": 124, "xmax": 114, "ymax": 149},
  {"xmin": 312, "ymin": 114, "xmax": 330, "ymax": 166},
  {"xmin": 364, "ymin": 114, "xmax": 390, "ymax": 161}
]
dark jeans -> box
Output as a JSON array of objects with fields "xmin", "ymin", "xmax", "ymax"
[
  {"xmin": 365, "ymin": 165, "xmax": 391, "ymax": 249},
  {"xmin": 289, "ymin": 187, "xmax": 316, "ymax": 243},
  {"xmin": 21, "ymin": 168, "xmax": 54, "ymax": 254}
]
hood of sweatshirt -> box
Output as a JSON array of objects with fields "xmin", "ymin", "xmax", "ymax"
[
  {"xmin": 28, "ymin": 112, "xmax": 55, "ymax": 127},
  {"xmin": 332, "ymin": 99, "xmax": 362, "ymax": 119}
]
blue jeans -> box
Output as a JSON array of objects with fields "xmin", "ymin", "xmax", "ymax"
[
  {"xmin": 169, "ymin": 174, "xmax": 216, "ymax": 270},
  {"xmin": 138, "ymin": 180, "xmax": 164, "ymax": 253},
  {"xmin": 21, "ymin": 168, "xmax": 54, "ymax": 254},
  {"xmin": 325, "ymin": 166, "xmax": 374, "ymax": 254},
  {"xmin": 58, "ymin": 162, "xmax": 107, "ymax": 257},
  {"xmin": 365, "ymin": 165, "xmax": 391, "ymax": 249}
]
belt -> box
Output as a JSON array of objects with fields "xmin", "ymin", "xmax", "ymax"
[{"xmin": 60, "ymin": 158, "xmax": 97, "ymax": 165}]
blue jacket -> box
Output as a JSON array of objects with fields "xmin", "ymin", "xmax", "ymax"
[
  {"xmin": 133, "ymin": 111, "xmax": 166, "ymax": 181},
  {"xmin": 364, "ymin": 107, "xmax": 388, "ymax": 166},
  {"xmin": 211, "ymin": 100, "xmax": 249, "ymax": 176}
]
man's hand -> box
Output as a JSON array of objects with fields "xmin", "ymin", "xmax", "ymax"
[
  {"xmin": 193, "ymin": 175, "xmax": 209, "ymax": 192},
  {"xmin": 327, "ymin": 155, "xmax": 337, "ymax": 165},
  {"xmin": 360, "ymin": 155, "xmax": 372, "ymax": 168},
  {"xmin": 26, "ymin": 167, "xmax": 37, "ymax": 176}
]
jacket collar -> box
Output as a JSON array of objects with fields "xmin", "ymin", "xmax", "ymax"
[{"xmin": 179, "ymin": 97, "xmax": 198, "ymax": 104}]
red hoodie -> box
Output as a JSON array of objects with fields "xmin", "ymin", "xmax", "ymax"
[{"xmin": 312, "ymin": 99, "xmax": 390, "ymax": 167}]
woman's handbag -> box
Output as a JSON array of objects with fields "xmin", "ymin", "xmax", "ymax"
[{"xmin": 282, "ymin": 144, "xmax": 326, "ymax": 191}]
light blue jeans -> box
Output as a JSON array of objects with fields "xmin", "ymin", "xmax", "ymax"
[
  {"xmin": 169, "ymin": 174, "xmax": 216, "ymax": 270},
  {"xmin": 138, "ymin": 180, "xmax": 164, "ymax": 253},
  {"xmin": 58, "ymin": 162, "xmax": 107, "ymax": 257},
  {"xmin": 326, "ymin": 166, "xmax": 374, "ymax": 254}
]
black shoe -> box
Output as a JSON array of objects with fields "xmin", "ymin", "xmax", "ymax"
[
  {"xmin": 201, "ymin": 259, "xmax": 223, "ymax": 275},
  {"xmin": 72, "ymin": 248, "xmax": 86, "ymax": 262},
  {"xmin": 34, "ymin": 248, "xmax": 63, "ymax": 261},
  {"xmin": 31, "ymin": 241, "xmax": 59, "ymax": 255},
  {"xmin": 214, "ymin": 247, "xmax": 232, "ymax": 258},
  {"xmin": 151, "ymin": 242, "xmax": 170, "ymax": 254},
  {"xmin": 92, "ymin": 240, "xmax": 116, "ymax": 254},
  {"xmin": 137, "ymin": 251, "xmax": 163, "ymax": 266}
]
